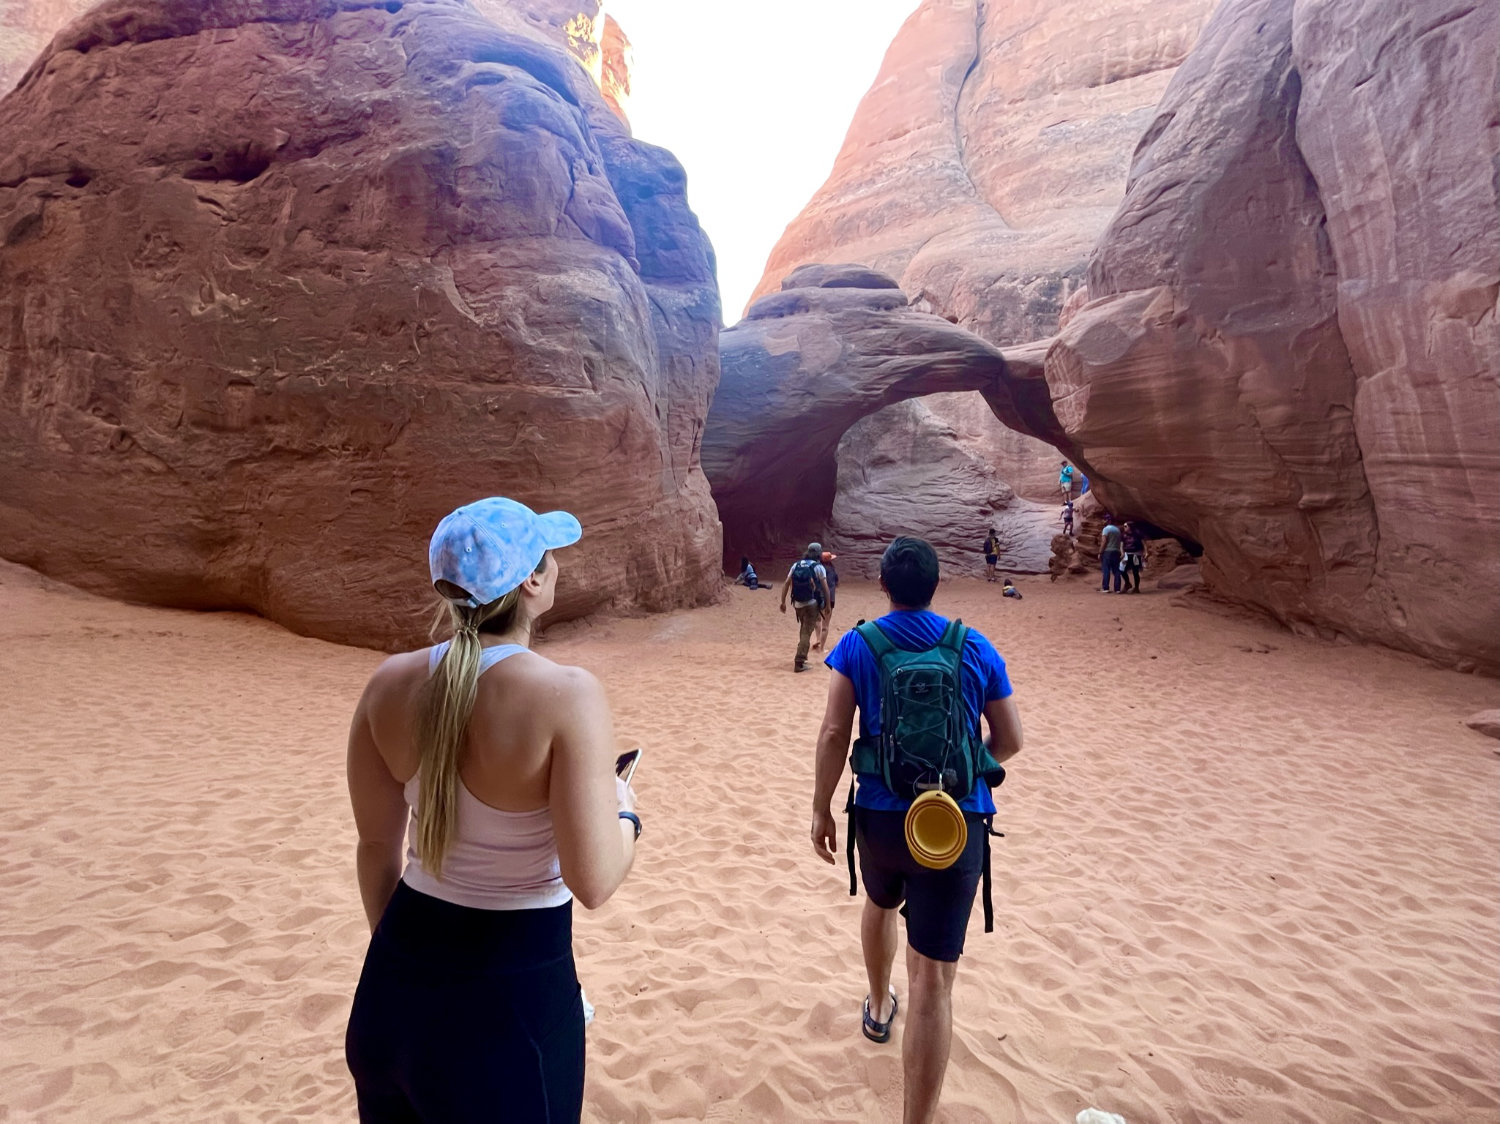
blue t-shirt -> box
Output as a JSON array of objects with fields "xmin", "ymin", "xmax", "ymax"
[{"xmin": 825, "ymin": 610, "xmax": 1011, "ymax": 813}]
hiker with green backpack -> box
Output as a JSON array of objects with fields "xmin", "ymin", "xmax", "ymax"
[
  {"xmin": 810, "ymin": 536, "xmax": 1023, "ymax": 1124},
  {"xmin": 779, "ymin": 542, "xmax": 832, "ymax": 672}
]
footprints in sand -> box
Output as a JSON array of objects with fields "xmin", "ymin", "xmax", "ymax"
[{"xmin": 1, "ymin": 573, "xmax": 1496, "ymax": 1120}]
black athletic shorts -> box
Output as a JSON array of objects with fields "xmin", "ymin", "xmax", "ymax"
[
  {"xmin": 855, "ymin": 808, "xmax": 985, "ymax": 962},
  {"xmin": 346, "ymin": 882, "xmax": 584, "ymax": 1123}
]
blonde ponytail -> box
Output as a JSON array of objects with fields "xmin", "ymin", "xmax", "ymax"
[{"xmin": 413, "ymin": 586, "xmax": 523, "ymax": 876}]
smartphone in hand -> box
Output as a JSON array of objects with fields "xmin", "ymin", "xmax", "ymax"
[{"xmin": 615, "ymin": 747, "xmax": 643, "ymax": 785}]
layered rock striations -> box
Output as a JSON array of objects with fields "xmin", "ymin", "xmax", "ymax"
[
  {"xmin": 705, "ymin": 266, "xmax": 1041, "ymax": 568},
  {"xmin": 750, "ymin": 0, "xmax": 1214, "ymax": 343},
  {"xmin": 0, "ymin": 0, "xmax": 720, "ymax": 649},
  {"xmin": 1047, "ymin": 0, "xmax": 1499, "ymax": 670}
]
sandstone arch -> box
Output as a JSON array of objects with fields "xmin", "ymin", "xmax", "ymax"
[{"xmin": 704, "ymin": 266, "xmax": 1063, "ymax": 567}]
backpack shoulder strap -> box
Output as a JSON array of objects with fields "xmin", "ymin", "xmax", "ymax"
[
  {"xmin": 854, "ymin": 620, "xmax": 896, "ymax": 661},
  {"xmin": 937, "ymin": 619, "xmax": 968, "ymax": 657}
]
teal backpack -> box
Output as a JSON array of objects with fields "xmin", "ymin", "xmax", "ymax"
[
  {"xmin": 844, "ymin": 618, "xmax": 1007, "ymax": 931},
  {"xmin": 848, "ymin": 619, "xmax": 1005, "ymax": 801}
]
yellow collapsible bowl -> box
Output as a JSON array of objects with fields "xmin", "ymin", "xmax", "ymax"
[{"xmin": 904, "ymin": 790, "xmax": 967, "ymax": 870}]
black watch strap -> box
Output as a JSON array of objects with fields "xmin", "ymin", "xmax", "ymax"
[{"xmin": 618, "ymin": 811, "xmax": 642, "ymax": 840}]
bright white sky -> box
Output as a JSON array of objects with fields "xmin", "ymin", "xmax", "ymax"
[{"xmin": 606, "ymin": 1, "xmax": 919, "ymax": 323}]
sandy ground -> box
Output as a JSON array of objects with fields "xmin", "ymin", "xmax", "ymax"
[{"xmin": 1, "ymin": 558, "xmax": 1496, "ymax": 1123}]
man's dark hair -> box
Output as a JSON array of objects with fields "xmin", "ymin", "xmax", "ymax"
[{"xmin": 880, "ymin": 536, "xmax": 940, "ymax": 608}]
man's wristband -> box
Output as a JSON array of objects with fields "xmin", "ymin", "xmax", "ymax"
[{"xmin": 618, "ymin": 811, "xmax": 642, "ymax": 840}]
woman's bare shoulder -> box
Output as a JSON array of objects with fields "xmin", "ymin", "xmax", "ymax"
[
  {"xmin": 502, "ymin": 651, "xmax": 601, "ymax": 695},
  {"xmin": 360, "ymin": 649, "xmax": 431, "ymax": 704}
]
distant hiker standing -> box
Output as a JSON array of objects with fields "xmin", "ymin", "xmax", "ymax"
[
  {"xmin": 1099, "ymin": 516, "xmax": 1123, "ymax": 593},
  {"xmin": 981, "ymin": 529, "xmax": 1000, "ymax": 582},
  {"xmin": 1058, "ymin": 461, "xmax": 1076, "ymax": 501},
  {"xmin": 815, "ymin": 550, "xmax": 841, "ymax": 651},
  {"xmin": 1120, "ymin": 522, "xmax": 1145, "ymax": 594},
  {"xmin": 810, "ymin": 537, "xmax": 1023, "ymax": 1124},
  {"xmin": 1061, "ymin": 500, "xmax": 1074, "ymax": 539},
  {"xmin": 781, "ymin": 543, "xmax": 831, "ymax": 672}
]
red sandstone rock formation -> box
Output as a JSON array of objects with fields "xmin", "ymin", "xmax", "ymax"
[
  {"xmin": 829, "ymin": 400, "xmax": 1057, "ymax": 580},
  {"xmin": 705, "ymin": 265, "xmax": 1045, "ymax": 567},
  {"xmin": 0, "ymin": 0, "xmax": 720, "ymax": 649},
  {"xmin": 1047, "ymin": 0, "xmax": 1499, "ymax": 670},
  {"xmin": 598, "ymin": 14, "xmax": 630, "ymax": 127},
  {"xmin": 750, "ymin": 0, "xmax": 1214, "ymax": 344},
  {"xmin": 3, "ymin": 1, "xmax": 633, "ymax": 125},
  {"xmin": 738, "ymin": 0, "xmax": 1212, "ymax": 602}
]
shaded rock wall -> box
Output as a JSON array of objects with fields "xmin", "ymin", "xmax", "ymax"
[
  {"xmin": 1048, "ymin": 0, "xmax": 1499, "ymax": 670},
  {"xmin": 0, "ymin": 0, "xmax": 721, "ymax": 650},
  {"xmin": 829, "ymin": 399, "xmax": 1057, "ymax": 580}
]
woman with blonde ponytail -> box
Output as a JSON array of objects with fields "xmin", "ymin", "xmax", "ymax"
[{"xmin": 345, "ymin": 498, "xmax": 639, "ymax": 1123}]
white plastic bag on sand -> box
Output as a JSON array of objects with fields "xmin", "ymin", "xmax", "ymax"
[{"xmin": 1076, "ymin": 1111, "xmax": 1127, "ymax": 1124}]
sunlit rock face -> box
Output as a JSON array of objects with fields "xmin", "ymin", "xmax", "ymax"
[
  {"xmin": 829, "ymin": 399, "xmax": 1057, "ymax": 580},
  {"xmin": 749, "ymin": 0, "xmax": 1215, "ymax": 343},
  {"xmin": 1048, "ymin": 0, "xmax": 1499, "ymax": 671},
  {"xmin": 0, "ymin": 0, "xmax": 720, "ymax": 650}
]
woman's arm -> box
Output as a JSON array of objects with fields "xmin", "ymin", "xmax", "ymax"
[
  {"xmin": 548, "ymin": 667, "xmax": 636, "ymax": 909},
  {"xmin": 346, "ymin": 672, "xmax": 408, "ymax": 932}
]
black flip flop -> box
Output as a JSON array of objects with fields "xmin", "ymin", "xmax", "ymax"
[{"xmin": 862, "ymin": 987, "xmax": 899, "ymax": 1043}]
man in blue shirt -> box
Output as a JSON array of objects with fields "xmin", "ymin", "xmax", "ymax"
[{"xmin": 810, "ymin": 537, "xmax": 1023, "ymax": 1123}]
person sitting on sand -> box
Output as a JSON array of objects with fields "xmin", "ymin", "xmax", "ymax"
[
  {"xmin": 810, "ymin": 537, "xmax": 1023, "ymax": 1124},
  {"xmin": 734, "ymin": 555, "xmax": 768, "ymax": 590},
  {"xmin": 344, "ymin": 497, "xmax": 640, "ymax": 1123},
  {"xmin": 780, "ymin": 542, "xmax": 831, "ymax": 672},
  {"xmin": 1002, "ymin": 578, "xmax": 1022, "ymax": 601}
]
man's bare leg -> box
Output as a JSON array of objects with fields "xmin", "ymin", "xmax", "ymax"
[
  {"xmin": 861, "ymin": 897, "xmax": 899, "ymax": 1024},
  {"xmin": 902, "ymin": 945, "xmax": 958, "ymax": 1124}
]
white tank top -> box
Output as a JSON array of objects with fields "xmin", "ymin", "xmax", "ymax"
[{"xmin": 399, "ymin": 642, "xmax": 572, "ymax": 911}]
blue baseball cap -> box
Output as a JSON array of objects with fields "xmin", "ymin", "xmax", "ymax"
[{"xmin": 428, "ymin": 497, "xmax": 582, "ymax": 607}]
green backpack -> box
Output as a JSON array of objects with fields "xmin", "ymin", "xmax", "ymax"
[
  {"xmin": 848, "ymin": 619, "xmax": 1005, "ymax": 801},
  {"xmin": 842, "ymin": 618, "xmax": 1008, "ymax": 934}
]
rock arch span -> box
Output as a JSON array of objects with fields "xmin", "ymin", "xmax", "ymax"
[{"xmin": 704, "ymin": 265, "xmax": 1063, "ymax": 568}]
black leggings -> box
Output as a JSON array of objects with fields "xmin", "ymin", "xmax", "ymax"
[{"xmin": 346, "ymin": 882, "xmax": 584, "ymax": 1123}]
